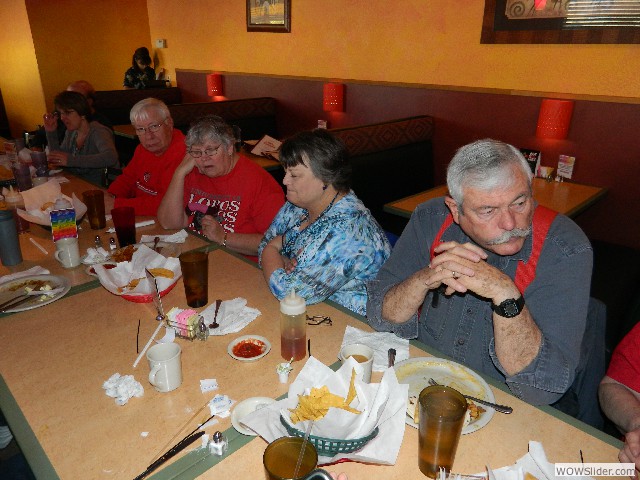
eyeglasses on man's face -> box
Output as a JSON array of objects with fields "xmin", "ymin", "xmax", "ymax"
[
  {"xmin": 134, "ymin": 119, "xmax": 167, "ymax": 136},
  {"xmin": 188, "ymin": 144, "xmax": 223, "ymax": 158}
]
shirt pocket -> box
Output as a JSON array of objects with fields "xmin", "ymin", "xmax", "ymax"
[{"xmin": 419, "ymin": 291, "xmax": 456, "ymax": 341}]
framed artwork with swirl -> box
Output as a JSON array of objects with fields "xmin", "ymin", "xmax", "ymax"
[{"xmin": 481, "ymin": 0, "xmax": 640, "ymax": 44}]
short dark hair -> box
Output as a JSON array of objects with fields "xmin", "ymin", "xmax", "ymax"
[
  {"xmin": 280, "ymin": 129, "xmax": 351, "ymax": 192},
  {"xmin": 132, "ymin": 47, "xmax": 152, "ymax": 70},
  {"xmin": 53, "ymin": 91, "xmax": 91, "ymax": 118}
]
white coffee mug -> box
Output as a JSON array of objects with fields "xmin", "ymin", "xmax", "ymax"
[
  {"xmin": 339, "ymin": 343, "xmax": 374, "ymax": 383},
  {"xmin": 54, "ymin": 237, "xmax": 81, "ymax": 268},
  {"xmin": 147, "ymin": 343, "xmax": 182, "ymax": 392}
]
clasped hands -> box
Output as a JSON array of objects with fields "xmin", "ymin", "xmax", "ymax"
[{"xmin": 423, "ymin": 241, "xmax": 511, "ymax": 301}]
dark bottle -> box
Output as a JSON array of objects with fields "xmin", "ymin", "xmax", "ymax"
[{"xmin": 0, "ymin": 208, "xmax": 23, "ymax": 266}]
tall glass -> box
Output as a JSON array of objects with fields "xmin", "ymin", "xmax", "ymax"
[
  {"xmin": 418, "ymin": 385, "xmax": 467, "ymax": 478},
  {"xmin": 263, "ymin": 437, "xmax": 317, "ymax": 480},
  {"xmin": 178, "ymin": 251, "xmax": 209, "ymax": 308},
  {"xmin": 111, "ymin": 207, "xmax": 136, "ymax": 247}
]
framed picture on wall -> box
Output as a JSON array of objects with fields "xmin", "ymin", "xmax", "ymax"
[{"xmin": 247, "ymin": 0, "xmax": 291, "ymax": 33}]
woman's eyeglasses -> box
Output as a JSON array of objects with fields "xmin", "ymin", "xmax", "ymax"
[
  {"xmin": 306, "ymin": 315, "xmax": 332, "ymax": 326},
  {"xmin": 188, "ymin": 145, "xmax": 223, "ymax": 158}
]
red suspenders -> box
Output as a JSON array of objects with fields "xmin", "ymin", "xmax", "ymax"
[{"xmin": 430, "ymin": 205, "xmax": 558, "ymax": 294}]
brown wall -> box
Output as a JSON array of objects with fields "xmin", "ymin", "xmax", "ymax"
[{"xmin": 177, "ymin": 71, "xmax": 640, "ymax": 250}]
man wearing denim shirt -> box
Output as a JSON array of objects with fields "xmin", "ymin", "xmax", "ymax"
[{"xmin": 366, "ymin": 139, "xmax": 592, "ymax": 406}]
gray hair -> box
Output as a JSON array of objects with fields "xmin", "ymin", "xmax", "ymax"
[
  {"xmin": 130, "ymin": 98, "xmax": 170, "ymax": 124},
  {"xmin": 184, "ymin": 115, "xmax": 235, "ymax": 149},
  {"xmin": 446, "ymin": 139, "xmax": 533, "ymax": 207}
]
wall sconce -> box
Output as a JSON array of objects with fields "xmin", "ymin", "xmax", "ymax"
[
  {"xmin": 536, "ymin": 98, "xmax": 574, "ymax": 140},
  {"xmin": 323, "ymin": 83, "xmax": 344, "ymax": 112},
  {"xmin": 206, "ymin": 73, "xmax": 223, "ymax": 97}
]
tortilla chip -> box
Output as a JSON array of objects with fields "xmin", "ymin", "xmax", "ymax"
[{"xmin": 148, "ymin": 268, "xmax": 174, "ymax": 279}]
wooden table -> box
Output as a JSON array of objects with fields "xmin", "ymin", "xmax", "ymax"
[
  {"xmin": 0, "ymin": 248, "xmax": 621, "ymax": 479},
  {"xmin": 113, "ymin": 124, "xmax": 137, "ymax": 140},
  {"xmin": 0, "ymin": 174, "xmax": 209, "ymax": 288},
  {"xmin": 384, "ymin": 178, "xmax": 608, "ymax": 219}
]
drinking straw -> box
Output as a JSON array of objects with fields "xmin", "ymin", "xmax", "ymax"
[
  {"xmin": 133, "ymin": 320, "xmax": 164, "ymax": 368},
  {"xmin": 293, "ymin": 421, "xmax": 314, "ymax": 479},
  {"xmin": 28, "ymin": 237, "xmax": 49, "ymax": 255}
]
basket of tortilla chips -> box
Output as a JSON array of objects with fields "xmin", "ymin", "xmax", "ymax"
[{"xmin": 279, "ymin": 369, "xmax": 379, "ymax": 456}]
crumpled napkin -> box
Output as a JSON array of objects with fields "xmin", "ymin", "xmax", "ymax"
[
  {"xmin": 0, "ymin": 266, "xmax": 50, "ymax": 284},
  {"xmin": 83, "ymin": 247, "xmax": 110, "ymax": 264},
  {"xmin": 106, "ymin": 219, "xmax": 155, "ymax": 233},
  {"xmin": 484, "ymin": 441, "xmax": 594, "ymax": 480},
  {"xmin": 241, "ymin": 356, "xmax": 408, "ymax": 465},
  {"xmin": 103, "ymin": 373, "xmax": 144, "ymax": 406},
  {"xmin": 94, "ymin": 244, "xmax": 181, "ymax": 297},
  {"xmin": 10, "ymin": 181, "xmax": 87, "ymax": 225},
  {"xmin": 341, "ymin": 325, "xmax": 410, "ymax": 371},
  {"xmin": 201, "ymin": 297, "xmax": 261, "ymax": 335},
  {"xmin": 140, "ymin": 230, "xmax": 189, "ymax": 244}
]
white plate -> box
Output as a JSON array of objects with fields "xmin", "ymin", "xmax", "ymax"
[
  {"xmin": 394, "ymin": 357, "xmax": 495, "ymax": 435},
  {"xmin": 227, "ymin": 335, "xmax": 271, "ymax": 362},
  {"xmin": 231, "ymin": 397, "xmax": 276, "ymax": 436},
  {"xmin": 0, "ymin": 274, "xmax": 70, "ymax": 313}
]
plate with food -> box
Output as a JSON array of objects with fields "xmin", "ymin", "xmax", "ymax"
[
  {"xmin": 231, "ymin": 397, "xmax": 276, "ymax": 435},
  {"xmin": 227, "ymin": 335, "xmax": 271, "ymax": 362},
  {"xmin": 394, "ymin": 357, "xmax": 495, "ymax": 434},
  {"xmin": 0, "ymin": 274, "xmax": 70, "ymax": 313}
]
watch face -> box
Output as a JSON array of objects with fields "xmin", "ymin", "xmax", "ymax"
[{"xmin": 503, "ymin": 300, "xmax": 519, "ymax": 317}]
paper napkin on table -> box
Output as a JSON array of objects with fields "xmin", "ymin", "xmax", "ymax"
[
  {"xmin": 94, "ymin": 244, "xmax": 181, "ymax": 297},
  {"xmin": 0, "ymin": 266, "xmax": 50, "ymax": 284},
  {"xmin": 106, "ymin": 219, "xmax": 155, "ymax": 233},
  {"xmin": 11, "ymin": 181, "xmax": 87, "ymax": 226},
  {"xmin": 241, "ymin": 356, "xmax": 408, "ymax": 465},
  {"xmin": 83, "ymin": 247, "xmax": 110, "ymax": 264},
  {"xmin": 341, "ymin": 325, "xmax": 410, "ymax": 371},
  {"xmin": 201, "ymin": 297, "xmax": 261, "ymax": 335},
  {"xmin": 103, "ymin": 373, "xmax": 144, "ymax": 406},
  {"xmin": 140, "ymin": 229, "xmax": 189, "ymax": 244},
  {"xmin": 484, "ymin": 441, "xmax": 594, "ymax": 480}
]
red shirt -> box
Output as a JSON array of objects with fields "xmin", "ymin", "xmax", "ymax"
[
  {"xmin": 607, "ymin": 322, "xmax": 640, "ymax": 392},
  {"xmin": 183, "ymin": 154, "xmax": 284, "ymax": 237},
  {"xmin": 108, "ymin": 129, "xmax": 186, "ymax": 216}
]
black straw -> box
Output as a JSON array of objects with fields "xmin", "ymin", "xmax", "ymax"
[
  {"xmin": 136, "ymin": 319, "xmax": 141, "ymax": 353},
  {"xmin": 308, "ymin": 338, "xmax": 311, "ymax": 358}
]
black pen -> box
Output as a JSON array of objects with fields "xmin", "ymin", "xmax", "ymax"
[
  {"xmin": 133, "ymin": 431, "xmax": 205, "ymax": 480},
  {"xmin": 431, "ymin": 285, "xmax": 446, "ymax": 308}
]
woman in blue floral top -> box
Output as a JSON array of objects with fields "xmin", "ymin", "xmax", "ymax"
[{"xmin": 259, "ymin": 129, "xmax": 391, "ymax": 315}]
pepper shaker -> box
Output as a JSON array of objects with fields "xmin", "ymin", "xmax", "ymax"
[{"xmin": 109, "ymin": 237, "xmax": 117, "ymax": 251}]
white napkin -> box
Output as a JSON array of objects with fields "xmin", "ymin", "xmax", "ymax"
[
  {"xmin": 11, "ymin": 181, "xmax": 87, "ymax": 225},
  {"xmin": 84, "ymin": 247, "xmax": 110, "ymax": 264},
  {"xmin": 0, "ymin": 266, "xmax": 50, "ymax": 284},
  {"xmin": 94, "ymin": 244, "xmax": 181, "ymax": 297},
  {"xmin": 106, "ymin": 219, "xmax": 155, "ymax": 233},
  {"xmin": 485, "ymin": 441, "xmax": 594, "ymax": 480},
  {"xmin": 140, "ymin": 229, "xmax": 188, "ymax": 244},
  {"xmin": 102, "ymin": 373, "xmax": 144, "ymax": 406},
  {"xmin": 341, "ymin": 325, "xmax": 410, "ymax": 371},
  {"xmin": 241, "ymin": 356, "xmax": 408, "ymax": 465},
  {"xmin": 201, "ymin": 297, "xmax": 261, "ymax": 335}
]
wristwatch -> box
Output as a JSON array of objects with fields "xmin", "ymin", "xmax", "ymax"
[{"xmin": 491, "ymin": 295, "xmax": 525, "ymax": 318}]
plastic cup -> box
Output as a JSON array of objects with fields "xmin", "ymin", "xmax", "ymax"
[
  {"xmin": 30, "ymin": 151, "xmax": 49, "ymax": 177},
  {"xmin": 111, "ymin": 207, "xmax": 136, "ymax": 247},
  {"xmin": 418, "ymin": 385, "xmax": 467, "ymax": 478},
  {"xmin": 338, "ymin": 343, "xmax": 374, "ymax": 383},
  {"xmin": 83, "ymin": 190, "xmax": 106, "ymax": 229},
  {"xmin": 263, "ymin": 436, "xmax": 318, "ymax": 480},
  {"xmin": 178, "ymin": 251, "xmax": 209, "ymax": 308},
  {"xmin": 11, "ymin": 163, "xmax": 32, "ymax": 191}
]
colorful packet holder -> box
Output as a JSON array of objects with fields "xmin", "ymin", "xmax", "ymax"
[{"xmin": 50, "ymin": 208, "xmax": 78, "ymax": 242}]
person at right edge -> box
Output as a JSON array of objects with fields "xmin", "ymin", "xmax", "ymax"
[{"xmin": 366, "ymin": 139, "xmax": 592, "ymax": 408}]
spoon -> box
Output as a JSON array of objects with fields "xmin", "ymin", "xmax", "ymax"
[{"xmin": 208, "ymin": 299, "xmax": 222, "ymax": 329}]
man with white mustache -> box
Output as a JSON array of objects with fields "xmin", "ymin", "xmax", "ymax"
[{"xmin": 367, "ymin": 139, "xmax": 593, "ymax": 407}]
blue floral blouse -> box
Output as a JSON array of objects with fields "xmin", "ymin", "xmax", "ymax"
[{"xmin": 258, "ymin": 191, "xmax": 391, "ymax": 315}]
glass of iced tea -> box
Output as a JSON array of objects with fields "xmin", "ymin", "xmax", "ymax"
[
  {"xmin": 178, "ymin": 251, "xmax": 209, "ymax": 308},
  {"xmin": 418, "ymin": 385, "xmax": 467, "ymax": 478},
  {"xmin": 263, "ymin": 437, "xmax": 317, "ymax": 480}
]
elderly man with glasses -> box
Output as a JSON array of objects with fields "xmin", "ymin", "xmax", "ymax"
[
  {"xmin": 158, "ymin": 115, "xmax": 284, "ymax": 259},
  {"xmin": 106, "ymin": 98, "xmax": 185, "ymax": 216}
]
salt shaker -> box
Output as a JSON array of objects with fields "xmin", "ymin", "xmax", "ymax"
[
  {"xmin": 109, "ymin": 237, "xmax": 117, "ymax": 251},
  {"xmin": 209, "ymin": 431, "xmax": 228, "ymax": 456}
]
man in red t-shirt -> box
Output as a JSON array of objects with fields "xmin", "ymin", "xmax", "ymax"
[
  {"xmin": 107, "ymin": 98, "xmax": 186, "ymax": 216},
  {"xmin": 158, "ymin": 115, "xmax": 283, "ymax": 258},
  {"xmin": 599, "ymin": 322, "xmax": 640, "ymax": 473}
]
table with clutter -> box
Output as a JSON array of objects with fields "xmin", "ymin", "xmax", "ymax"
[{"xmin": 0, "ymin": 237, "xmax": 622, "ymax": 479}]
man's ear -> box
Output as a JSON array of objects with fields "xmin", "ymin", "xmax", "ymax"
[
  {"xmin": 444, "ymin": 196, "xmax": 461, "ymax": 224},
  {"xmin": 166, "ymin": 117, "xmax": 174, "ymax": 129}
]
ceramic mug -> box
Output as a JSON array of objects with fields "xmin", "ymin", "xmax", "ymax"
[
  {"xmin": 147, "ymin": 342, "xmax": 182, "ymax": 392},
  {"xmin": 338, "ymin": 343, "xmax": 374, "ymax": 383},
  {"xmin": 54, "ymin": 237, "xmax": 81, "ymax": 268}
]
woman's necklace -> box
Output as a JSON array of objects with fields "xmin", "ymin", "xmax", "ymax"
[{"xmin": 282, "ymin": 191, "xmax": 340, "ymax": 257}]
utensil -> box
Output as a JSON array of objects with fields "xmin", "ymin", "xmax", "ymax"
[
  {"xmin": 133, "ymin": 430, "xmax": 205, "ymax": 480},
  {"xmin": 0, "ymin": 295, "xmax": 31, "ymax": 313},
  {"xmin": 428, "ymin": 378, "xmax": 513, "ymax": 414},
  {"xmin": 388, "ymin": 348, "xmax": 396, "ymax": 368},
  {"xmin": 153, "ymin": 236, "xmax": 160, "ymax": 252},
  {"xmin": 209, "ymin": 299, "xmax": 221, "ymax": 329}
]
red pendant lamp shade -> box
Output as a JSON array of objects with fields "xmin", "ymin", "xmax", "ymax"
[
  {"xmin": 536, "ymin": 99, "xmax": 574, "ymax": 140},
  {"xmin": 207, "ymin": 74, "xmax": 223, "ymax": 97},
  {"xmin": 323, "ymin": 83, "xmax": 344, "ymax": 112}
]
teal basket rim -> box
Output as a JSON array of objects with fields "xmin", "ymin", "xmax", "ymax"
[{"xmin": 279, "ymin": 414, "xmax": 378, "ymax": 456}]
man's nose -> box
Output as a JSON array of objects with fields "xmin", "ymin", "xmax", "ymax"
[{"xmin": 497, "ymin": 209, "xmax": 516, "ymax": 231}]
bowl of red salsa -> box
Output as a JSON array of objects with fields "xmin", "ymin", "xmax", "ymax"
[{"xmin": 227, "ymin": 335, "xmax": 271, "ymax": 362}]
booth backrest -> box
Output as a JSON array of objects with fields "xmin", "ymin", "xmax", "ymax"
[
  {"xmin": 94, "ymin": 87, "xmax": 183, "ymax": 125},
  {"xmin": 168, "ymin": 97, "xmax": 278, "ymax": 140},
  {"xmin": 329, "ymin": 115, "xmax": 435, "ymax": 234}
]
